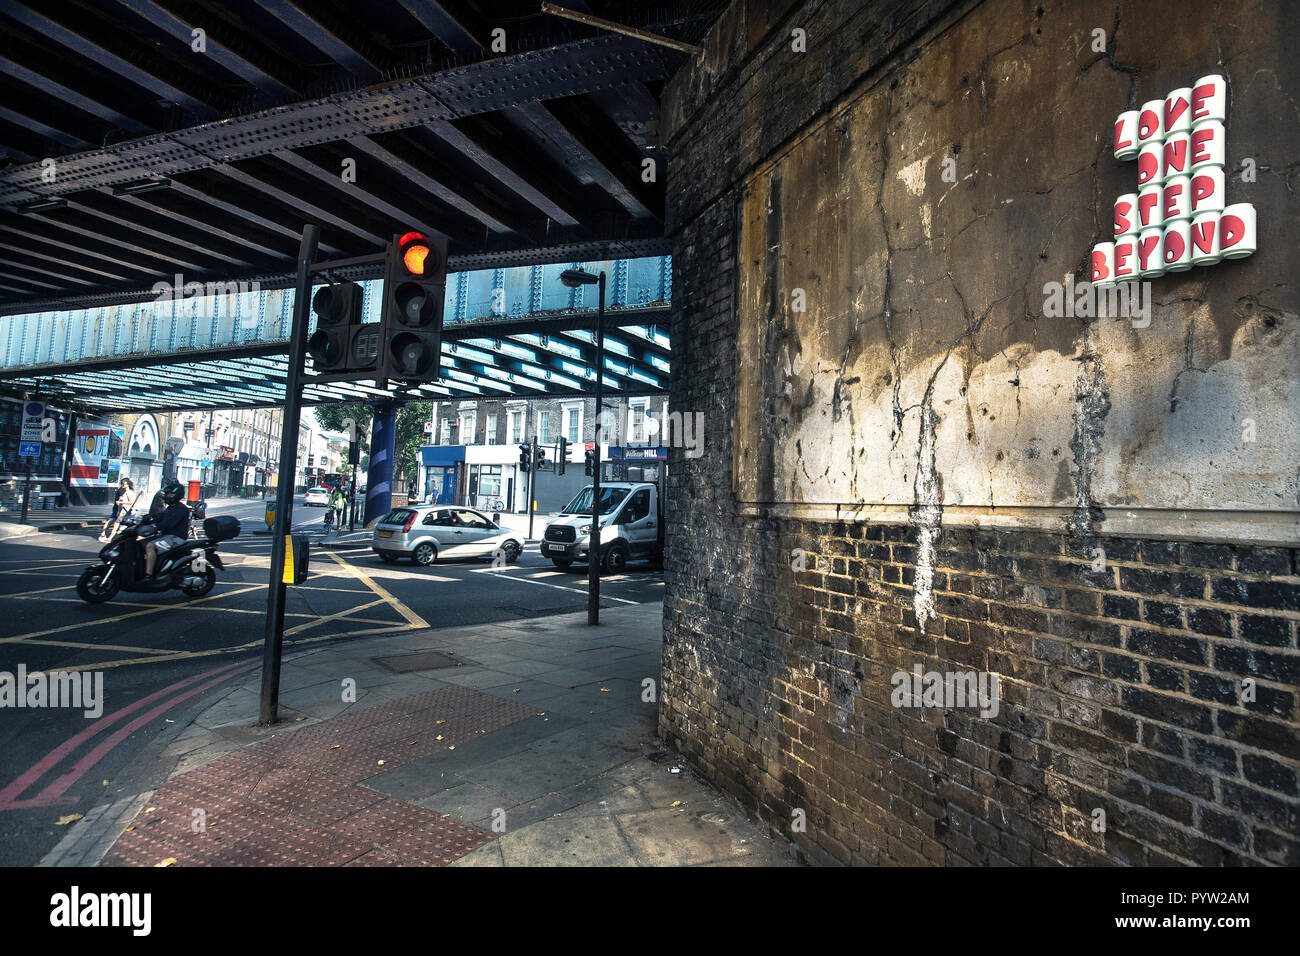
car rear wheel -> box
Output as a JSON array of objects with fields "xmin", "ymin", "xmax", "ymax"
[
  {"xmin": 413, "ymin": 542, "xmax": 437, "ymax": 566},
  {"xmin": 377, "ymin": 552, "xmax": 399, "ymax": 564}
]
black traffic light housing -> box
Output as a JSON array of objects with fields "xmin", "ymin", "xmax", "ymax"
[
  {"xmin": 307, "ymin": 281, "xmax": 366, "ymax": 371},
  {"xmin": 518, "ymin": 442, "xmax": 531, "ymax": 474},
  {"xmin": 556, "ymin": 436, "xmax": 568, "ymax": 475},
  {"xmin": 380, "ymin": 231, "xmax": 447, "ymax": 383},
  {"xmin": 584, "ymin": 447, "xmax": 595, "ymax": 477},
  {"xmin": 534, "ymin": 441, "xmax": 547, "ymax": 470}
]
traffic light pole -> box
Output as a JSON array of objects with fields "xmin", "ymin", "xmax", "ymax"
[
  {"xmin": 588, "ymin": 273, "xmax": 606, "ymax": 626},
  {"xmin": 260, "ymin": 223, "xmax": 319, "ymax": 726},
  {"xmin": 527, "ymin": 436, "xmax": 538, "ymax": 540}
]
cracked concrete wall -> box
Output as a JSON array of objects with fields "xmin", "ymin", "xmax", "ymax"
[
  {"xmin": 721, "ymin": 0, "xmax": 1297, "ymax": 543},
  {"xmin": 661, "ymin": 0, "xmax": 1300, "ymax": 866}
]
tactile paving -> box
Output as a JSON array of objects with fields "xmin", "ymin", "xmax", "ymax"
[{"xmin": 102, "ymin": 684, "xmax": 538, "ymax": 867}]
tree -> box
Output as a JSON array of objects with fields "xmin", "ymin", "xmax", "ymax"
[{"xmin": 314, "ymin": 402, "xmax": 430, "ymax": 483}]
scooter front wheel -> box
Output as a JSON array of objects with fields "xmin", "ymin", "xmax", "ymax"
[{"xmin": 77, "ymin": 566, "xmax": 120, "ymax": 604}]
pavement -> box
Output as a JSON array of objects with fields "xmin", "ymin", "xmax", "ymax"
[{"xmin": 38, "ymin": 601, "xmax": 801, "ymax": 867}]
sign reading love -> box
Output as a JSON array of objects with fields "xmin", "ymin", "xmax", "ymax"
[{"xmin": 1093, "ymin": 74, "xmax": 1255, "ymax": 286}]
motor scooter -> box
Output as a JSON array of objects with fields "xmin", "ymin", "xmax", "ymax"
[{"xmin": 77, "ymin": 514, "xmax": 240, "ymax": 604}]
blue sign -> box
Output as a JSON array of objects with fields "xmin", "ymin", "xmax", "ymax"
[{"xmin": 19, "ymin": 442, "xmax": 40, "ymax": 457}]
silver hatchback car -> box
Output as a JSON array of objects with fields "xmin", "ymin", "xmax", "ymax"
[{"xmin": 372, "ymin": 504, "xmax": 523, "ymax": 566}]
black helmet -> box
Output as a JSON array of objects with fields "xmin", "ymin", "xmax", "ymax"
[{"xmin": 162, "ymin": 481, "xmax": 184, "ymax": 504}]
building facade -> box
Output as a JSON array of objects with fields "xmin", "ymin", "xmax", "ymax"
[{"xmin": 418, "ymin": 395, "xmax": 670, "ymax": 514}]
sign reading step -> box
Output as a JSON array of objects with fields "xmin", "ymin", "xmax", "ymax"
[{"xmin": 1093, "ymin": 74, "xmax": 1256, "ymax": 284}]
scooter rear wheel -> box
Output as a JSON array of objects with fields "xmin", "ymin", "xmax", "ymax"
[
  {"xmin": 180, "ymin": 567, "xmax": 216, "ymax": 598},
  {"xmin": 77, "ymin": 566, "xmax": 120, "ymax": 604}
]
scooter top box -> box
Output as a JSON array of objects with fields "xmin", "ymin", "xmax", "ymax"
[{"xmin": 203, "ymin": 515, "xmax": 241, "ymax": 541}]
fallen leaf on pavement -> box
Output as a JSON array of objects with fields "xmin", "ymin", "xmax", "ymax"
[
  {"xmin": 377, "ymin": 760, "xmax": 386, "ymax": 766},
  {"xmin": 54, "ymin": 814, "xmax": 83, "ymax": 825},
  {"xmin": 154, "ymin": 858, "xmax": 176, "ymax": 868}
]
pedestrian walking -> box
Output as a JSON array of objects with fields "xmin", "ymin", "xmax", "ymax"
[{"xmin": 330, "ymin": 487, "xmax": 346, "ymax": 534}]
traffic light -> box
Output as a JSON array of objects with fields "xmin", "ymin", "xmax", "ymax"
[
  {"xmin": 307, "ymin": 281, "xmax": 367, "ymax": 371},
  {"xmin": 534, "ymin": 441, "xmax": 547, "ymax": 470},
  {"xmin": 380, "ymin": 231, "xmax": 447, "ymax": 382},
  {"xmin": 584, "ymin": 447, "xmax": 595, "ymax": 477},
  {"xmin": 518, "ymin": 442, "xmax": 531, "ymax": 474},
  {"xmin": 556, "ymin": 437, "xmax": 568, "ymax": 475}
]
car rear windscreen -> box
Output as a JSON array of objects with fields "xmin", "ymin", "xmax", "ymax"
[{"xmin": 381, "ymin": 509, "xmax": 413, "ymax": 524}]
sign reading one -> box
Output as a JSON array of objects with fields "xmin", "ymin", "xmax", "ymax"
[{"xmin": 1094, "ymin": 74, "xmax": 1255, "ymax": 285}]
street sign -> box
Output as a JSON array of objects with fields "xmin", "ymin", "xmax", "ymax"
[
  {"xmin": 18, "ymin": 442, "xmax": 40, "ymax": 457},
  {"xmin": 201, "ymin": 459, "xmax": 212, "ymax": 469},
  {"xmin": 20, "ymin": 401, "xmax": 44, "ymax": 443}
]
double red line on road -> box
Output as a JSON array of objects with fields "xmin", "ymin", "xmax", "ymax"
[{"xmin": 0, "ymin": 658, "xmax": 261, "ymax": 811}]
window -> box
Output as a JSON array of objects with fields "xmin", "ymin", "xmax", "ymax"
[
  {"xmin": 508, "ymin": 409, "xmax": 524, "ymax": 444},
  {"xmin": 563, "ymin": 404, "xmax": 581, "ymax": 442},
  {"xmin": 460, "ymin": 412, "xmax": 476, "ymax": 444},
  {"xmin": 624, "ymin": 488, "xmax": 651, "ymax": 522},
  {"xmin": 440, "ymin": 419, "xmax": 452, "ymax": 445},
  {"xmin": 629, "ymin": 398, "xmax": 649, "ymax": 443},
  {"xmin": 485, "ymin": 413, "xmax": 497, "ymax": 445},
  {"xmin": 426, "ymin": 509, "xmax": 457, "ymax": 526},
  {"xmin": 455, "ymin": 509, "xmax": 493, "ymax": 530}
]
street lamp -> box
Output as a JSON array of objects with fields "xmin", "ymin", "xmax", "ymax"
[{"xmin": 560, "ymin": 268, "xmax": 605, "ymax": 626}]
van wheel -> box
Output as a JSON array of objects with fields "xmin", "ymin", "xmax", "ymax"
[
  {"xmin": 601, "ymin": 543, "xmax": 628, "ymax": 575},
  {"xmin": 551, "ymin": 558, "xmax": 573, "ymax": 569},
  {"xmin": 413, "ymin": 542, "xmax": 437, "ymax": 566}
]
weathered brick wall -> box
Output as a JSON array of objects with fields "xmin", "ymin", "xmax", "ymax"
[{"xmin": 660, "ymin": 0, "xmax": 1299, "ymax": 866}]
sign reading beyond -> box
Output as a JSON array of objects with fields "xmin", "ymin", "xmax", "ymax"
[{"xmin": 1093, "ymin": 74, "xmax": 1256, "ymax": 286}]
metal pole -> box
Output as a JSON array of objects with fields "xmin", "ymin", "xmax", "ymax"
[
  {"xmin": 348, "ymin": 467, "xmax": 357, "ymax": 532},
  {"xmin": 588, "ymin": 273, "xmax": 605, "ymax": 625},
  {"xmin": 20, "ymin": 458, "xmax": 31, "ymax": 524},
  {"xmin": 260, "ymin": 223, "xmax": 319, "ymax": 726},
  {"xmin": 527, "ymin": 435, "xmax": 536, "ymax": 540}
]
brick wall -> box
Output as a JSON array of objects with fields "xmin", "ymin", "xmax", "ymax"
[{"xmin": 660, "ymin": 0, "xmax": 1299, "ymax": 866}]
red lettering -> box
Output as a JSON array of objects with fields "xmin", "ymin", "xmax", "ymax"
[
  {"xmin": 1114, "ymin": 201, "xmax": 1133, "ymax": 237},
  {"xmin": 1220, "ymin": 214, "xmax": 1245, "ymax": 250},
  {"xmin": 1114, "ymin": 119, "xmax": 1132, "ymax": 153},
  {"xmin": 1138, "ymin": 150, "xmax": 1159, "ymax": 185},
  {"xmin": 1191, "ymin": 174, "xmax": 1215, "ymax": 209},
  {"xmin": 1191, "ymin": 220, "xmax": 1216, "ymax": 254},
  {"xmin": 1138, "ymin": 234, "xmax": 1160, "ymax": 270},
  {"xmin": 1091, "ymin": 250, "xmax": 1110, "ymax": 281},
  {"xmin": 1164, "ymin": 231, "xmax": 1186, "ymax": 263},
  {"xmin": 1138, "ymin": 109, "xmax": 1160, "ymax": 139},
  {"xmin": 1191, "ymin": 82, "xmax": 1214, "ymax": 120},
  {"xmin": 1190, "ymin": 127, "xmax": 1215, "ymax": 164},
  {"xmin": 1163, "ymin": 139, "xmax": 1187, "ymax": 175},
  {"xmin": 1164, "ymin": 95, "xmax": 1188, "ymax": 130},
  {"xmin": 1163, "ymin": 183, "xmax": 1184, "ymax": 219},
  {"xmin": 1115, "ymin": 242, "xmax": 1134, "ymax": 277},
  {"xmin": 1138, "ymin": 192, "xmax": 1160, "ymax": 226}
]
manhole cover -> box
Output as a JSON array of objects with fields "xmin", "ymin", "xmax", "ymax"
[{"xmin": 372, "ymin": 651, "xmax": 475, "ymax": 673}]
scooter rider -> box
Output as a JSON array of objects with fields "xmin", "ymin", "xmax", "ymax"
[{"xmin": 143, "ymin": 481, "xmax": 190, "ymax": 578}]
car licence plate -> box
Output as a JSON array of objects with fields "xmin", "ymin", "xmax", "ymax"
[{"xmin": 378, "ymin": 530, "xmax": 393, "ymax": 538}]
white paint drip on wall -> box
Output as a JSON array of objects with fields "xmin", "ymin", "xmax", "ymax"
[{"xmin": 912, "ymin": 400, "xmax": 942, "ymax": 633}]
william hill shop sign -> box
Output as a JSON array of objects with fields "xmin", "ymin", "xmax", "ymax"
[{"xmin": 1092, "ymin": 74, "xmax": 1256, "ymax": 284}]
